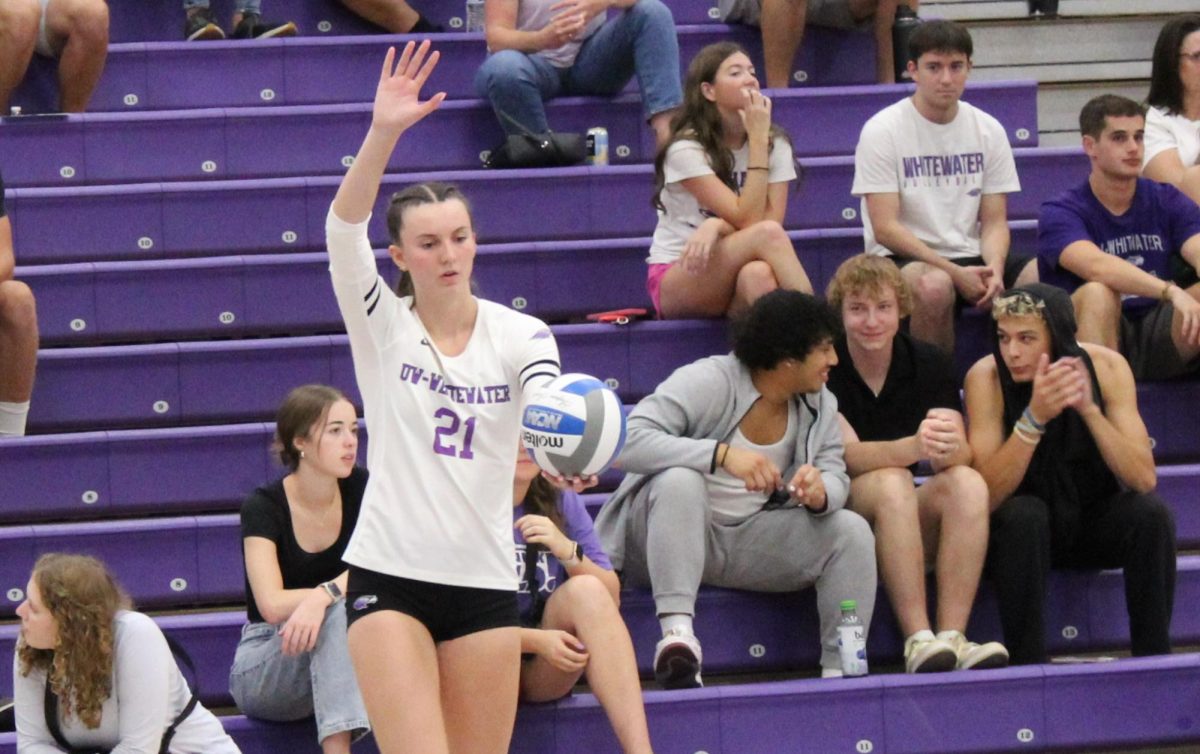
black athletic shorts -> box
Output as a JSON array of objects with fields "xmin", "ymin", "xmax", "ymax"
[
  {"xmin": 893, "ymin": 251, "xmax": 1035, "ymax": 294},
  {"xmin": 345, "ymin": 566, "xmax": 519, "ymax": 642}
]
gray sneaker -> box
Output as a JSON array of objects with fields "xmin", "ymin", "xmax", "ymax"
[
  {"xmin": 653, "ymin": 628, "xmax": 703, "ymax": 689},
  {"xmin": 938, "ymin": 630, "xmax": 1010, "ymax": 670},
  {"xmin": 904, "ymin": 631, "xmax": 958, "ymax": 673}
]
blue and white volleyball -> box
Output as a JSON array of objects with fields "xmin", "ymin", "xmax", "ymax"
[{"xmin": 522, "ymin": 373, "xmax": 626, "ymax": 477}]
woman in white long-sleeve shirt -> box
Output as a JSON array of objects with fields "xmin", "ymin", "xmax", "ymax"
[{"xmin": 13, "ymin": 553, "xmax": 240, "ymax": 754}]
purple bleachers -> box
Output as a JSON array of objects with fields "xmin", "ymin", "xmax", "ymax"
[
  {"xmin": 5, "ymin": 148, "xmax": 1080, "ymax": 264},
  {"xmin": 27, "ymin": 322, "xmax": 728, "ymax": 432},
  {"xmin": 10, "ymin": 24, "xmax": 875, "ymax": 115},
  {"xmin": 0, "ymin": 81, "xmax": 1037, "ymax": 187},
  {"xmin": 1, "ymin": 652, "xmax": 1196, "ymax": 754}
]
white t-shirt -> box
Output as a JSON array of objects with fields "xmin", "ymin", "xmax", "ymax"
[
  {"xmin": 1144, "ymin": 105, "xmax": 1200, "ymax": 171},
  {"xmin": 514, "ymin": 0, "xmax": 605, "ymax": 68},
  {"xmin": 704, "ymin": 402, "xmax": 798, "ymax": 524},
  {"xmin": 327, "ymin": 210, "xmax": 560, "ymax": 591},
  {"xmin": 14, "ymin": 611, "xmax": 240, "ymax": 754},
  {"xmin": 852, "ymin": 98, "xmax": 1021, "ymax": 260},
  {"xmin": 648, "ymin": 135, "xmax": 797, "ymax": 265}
]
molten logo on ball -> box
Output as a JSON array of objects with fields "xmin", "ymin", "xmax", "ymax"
[{"xmin": 522, "ymin": 373, "xmax": 627, "ymax": 477}]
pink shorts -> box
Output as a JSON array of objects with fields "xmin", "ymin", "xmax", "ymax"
[{"xmin": 646, "ymin": 262, "xmax": 674, "ymax": 319}]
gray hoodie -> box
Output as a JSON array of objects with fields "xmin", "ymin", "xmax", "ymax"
[{"xmin": 596, "ymin": 352, "xmax": 849, "ymax": 570}]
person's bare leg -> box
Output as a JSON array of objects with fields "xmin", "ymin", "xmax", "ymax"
[
  {"xmin": 869, "ymin": 0, "xmax": 918, "ymax": 83},
  {"xmin": 847, "ymin": 468, "xmax": 930, "ymax": 636},
  {"xmin": 1170, "ymin": 281, "xmax": 1200, "ymax": 364},
  {"xmin": 522, "ymin": 577, "xmax": 652, "ymax": 754},
  {"xmin": 1071, "ymin": 281, "xmax": 1121, "ymax": 350},
  {"xmin": 901, "ymin": 262, "xmax": 956, "ymax": 353},
  {"xmin": 338, "ymin": 0, "xmax": 419, "ymax": 33},
  {"xmin": 0, "ymin": 280, "xmax": 38, "ymax": 405},
  {"xmin": 0, "ymin": 0, "xmax": 40, "ymax": 111},
  {"xmin": 728, "ymin": 260, "xmax": 779, "ymax": 318},
  {"xmin": 320, "ymin": 731, "xmax": 351, "ymax": 754},
  {"xmin": 438, "ymin": 627, "xmax": 521, "ymax": 754},
  {"xmin": 348, "ymin": 612, "xmax": 449, "ymax": 754},
  {"xmin": 44, "ymin": 0, "xmax": 108, "ymax": 113},
  {"xmin": 658, "ymin": 220, "xmax": 812, "ymax": 318},
  {"xmin": 760, "ymin": 0, "xmax": 806, "ymax": 89},
  {"xmin": 916, "ymin": 465, "xmax": 988, "ymax": 632}
]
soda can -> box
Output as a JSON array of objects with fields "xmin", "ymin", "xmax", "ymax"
[{"xmin": 586, "ymin": 127, "xmax": 609, "ymax": 166}]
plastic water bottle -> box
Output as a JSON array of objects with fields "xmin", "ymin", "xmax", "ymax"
[
  {"xmin": 891, "ymin": 5, "xmax": 920, "ymax": 83},
  {"xmin": 837, "ymin": 600, "xmax": 868, "ymax": 677},
  {"xmin": 466, "ymin": 0, "xmax": 485, "ymax": 33}
]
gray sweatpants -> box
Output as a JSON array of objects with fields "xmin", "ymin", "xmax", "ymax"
[{"xmin": 617, "ymin": 467, "xmax": 877, "ymax": 670}]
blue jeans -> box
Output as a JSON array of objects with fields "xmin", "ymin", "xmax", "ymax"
[
  {"xmin": 184, "ymin": 0, "xmax": 262, "ymax": 13},
  {"xmin": 474, "ymin": 0, "xmax": 682, "ymax": 136},
  {"xmin": 229, "ymin": 603, "xmax": 370, "ymax": 744}
]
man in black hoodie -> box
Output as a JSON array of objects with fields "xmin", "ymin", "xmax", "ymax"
[{"xmin": 963, "ymin": 283, "xmax": 1175, "ymax": 665}]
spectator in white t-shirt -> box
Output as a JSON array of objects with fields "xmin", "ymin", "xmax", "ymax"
[
  {"xmin": 646, "ymin": 42, "xmax": 813, "ymax": 320},
  {"xmin": 852, "ymin": 20, "xmax": 1034, "ymax": 354},
  {"xmin": 1144, "ymin": 14, "xmax": 1200, "ymax": 208}
]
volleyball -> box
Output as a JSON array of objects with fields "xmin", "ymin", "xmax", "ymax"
[{"xmin": 521, "ymin": 373, "xmax": 627, "ymax": 477}]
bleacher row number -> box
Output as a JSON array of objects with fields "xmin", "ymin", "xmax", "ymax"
[
  {"xmin": 856, "ymin": 741, "xmax": 874, "ymax": 753},
  {"xmin": 1017, "ymin": 728, "xmax": 1035, "ymax": 743},
  {"xmin": 260, "ymin": 89, "xmax": 276, "ymax": 102},
  {"xmin": 138, "ymin": 237, "xmax": 154, "ymax": 250},
  {"xmin": 318, "ymin": 20, "xmax": 332, "ymax": 32},
  {"xmin": 842, "ymin": 207, "xmax": 858, "ymax": 221},
  {"xmin": 170, "ymin": 578, "xmax": 188, "ymax": 592},
  {"xmin": 202, "ymin": 160, "xmax": 217, "ymax": 173},
  {"xmin": 748, "ymin": 643, "xmax": 765, "ymax": 658},
  {"xmin": 480, "ymin": 150, "xmax": 492, "ymax": 162},
  {"xmin": 616, "ymin": 145, "xmax": 631, "ymax": 159},
  {"xmin": 7, "ymin": 588, "xmax": 24, "ymax": 602},
  {"xmin": 282, "ymin": 231, "xmax": 298, "ymax": 244},
  {"xmin": 82, "ymin": 490, "xmax": 99, "ymax": 505},
  {"xmin": 220, "ymin": 311, "xmax": 236, "ymax": 325},
  {"xmin": 793, "ymin": 70, "xmax": 808, "ymax": 83},
  {"xmin": 70, "ymin": 318, "xmax": 87, "ymax": 332},
  {"xmin": 708, "ymin": 6, "xmax": 720, "ymax": 18},
  {"xmin": 1061, "ymin": 625, "xmax": 1079, "ymax": 640},
  {"xmin": 153, "ymin": 400, "xmax": 170, "ymax": 415},
  {"xmin": 604, "ymin": 378, "xmax": 620, "ymax": 390},
  {"xmin": 449, "ymin": 16, "xmax": 464, "ymax": 28},
  {"xmin": 123, "ymin": 94, "xmax": 139, "ymax": 107},
  {"xmin": 1016, "ymin": 128, "xmax": 1031, "ymax": 141},
  {"xmin": 342, "ymin": 155, "xmax": 355, "ymax": 168},
  {"xmin": 60, "ymin": 166, "xmax": 76, "ymax": 179},
  {"xmin": 511, "ymin": 296, "xmax": 527, "ymax": 310}
]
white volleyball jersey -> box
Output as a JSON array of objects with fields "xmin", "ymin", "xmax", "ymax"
[{"xmin": 327, "ymin": 209, "xmax": 560, "ymax": 590}]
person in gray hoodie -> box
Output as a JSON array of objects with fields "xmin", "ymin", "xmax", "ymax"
[{"xmin": 595, "ymin": 290, "xmax": 877, "ymax": 688}]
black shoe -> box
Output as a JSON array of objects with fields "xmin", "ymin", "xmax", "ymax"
[
  {"xmin": 232, "ymin": 12, "xmax": 298, "ymax": 39},
  {"xmin": 184, "ymin": 8, "xmax": 225, "ymax": 41}
]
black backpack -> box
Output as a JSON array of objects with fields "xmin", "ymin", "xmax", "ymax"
[{"xmin": 43, "ymin": 634, "xmax": 199, "ymax": 754}]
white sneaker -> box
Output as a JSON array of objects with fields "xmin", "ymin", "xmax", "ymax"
[
  {"xmin": 903, "ymin": 630, "xmax": 958, "ymax": 673},
  {"xmin": 937, "ymin": 630, "xmax": 1010, "ymax": 670},
  {"xmin": 653, "ymin": 627, "xmax": 703, "ymax": 689}
]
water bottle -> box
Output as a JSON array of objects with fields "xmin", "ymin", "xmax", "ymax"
[
  {"xmin": 466, "ymin": 0, "xmax": 485, "ymax": 33},
  {"xmin": 1027, "ymin": 0, "xmax": 1058, "ymax": 17},
  {"xmin": 891, "ymin": 4, "xmax": 921, "ymax": 83},
  {"xmin": 837, "ymin": 600, "xmax": 868, "ymax": 677}
]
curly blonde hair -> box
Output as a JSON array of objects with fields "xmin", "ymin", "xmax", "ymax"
[
  {"xmin": 826, "ymin": 254, "xmax": 913, "ymax": 318},
  {"xmin": 17, "ymin": 553, "xmax": 131, "ymax": 729}
]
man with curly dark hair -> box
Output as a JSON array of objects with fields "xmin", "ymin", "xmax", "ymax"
[{"xmin": 595, "ymin": 290, "xmax": 877, "ymax": 688}]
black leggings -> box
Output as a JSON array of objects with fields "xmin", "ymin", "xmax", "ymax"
[{"xmin": 986, "ymin": 491, "xmax": 1176, "ymax": 665}]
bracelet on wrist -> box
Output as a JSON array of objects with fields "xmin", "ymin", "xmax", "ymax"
[
  {"xmin": 1013, "ymin": 423, "xmax": 1041, "ymax": 445},
  {"xmin": 717, "ymin": 442, "xmax": 729, "ymax": 468},
  {"xmin": 1021, "ymin": 406, "xmax": 1046, "ymax": 432},
  {"xmin": 746, "ymin": 166, "xmax": 769, "ymax": 171}
]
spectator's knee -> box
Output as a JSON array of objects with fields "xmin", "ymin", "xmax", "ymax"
[
  {"xmin": 992, "ymin": 495, "xmax": 1049, "ymax": 543},
  {"xmin": 0, "ymin": 0, "xmax": 41, "ymax": 41},
  {"xmin": 627, "ymin": 0, "xmax": 674, "ymax": 28},
  {"xmin": 827, "ymin": 509, "xmax": 876, "ymax": 556},
  {"xmin": 555, "ymin": 573, "xmax": 616, "ymax": 616},
  {"xmin": 1127, "ymin": 494, "xmax": 1176, "ymax": 544},
  {"xmin": 647, "ymin": 466, "xmax": 709, "ymax": 516},
  {"xmin": 63, "ymin": 0, "xmax": 110, "ymax": 47},
  {"xmin": 0, "ymin": 280, "xmax": 38, "ymax": 333},
  {"xmin": 937, "ymin": 465, "xmax": 988, "ymax": 516},
  {"xmin": 1073, "ymin": 281, "xmax": 1120, "ymax": 319},
  {"xmin": 748, "ymin": 219, "xmax": 790, "ymax": 250},
  {"xmin": 474, "ymin": 49, "xmax": 529, "ymax": 94},
  {"xmin": 912, "ymin": 267, "xmax": 955, "ymax": 314},
  {"xmin": 735, "ymin": 260, "xmax": 778, "ymax": 300}
]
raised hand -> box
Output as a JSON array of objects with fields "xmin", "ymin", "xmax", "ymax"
[
  {"xmin": 738, "ymin": 88, "xmax": 772, "ymax": 144},
  {"xmin": 515, "ymin": 513, "xmax": 574, "ymax": 561},
  {"xmin": 1028, "ymin": 354, "xmax": 1082, "ymax": 425},
  {"xmin": 371, "ymin": 41, "xmax": 447, "ymax": 135}
]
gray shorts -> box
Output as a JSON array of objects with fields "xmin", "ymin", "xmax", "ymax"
[
  {"xmin": 718, "ymin": 0, "xmax": 860, "ymax": 28},
  {"xmin": 1121, "ymin": 301, "xmax": 1196, "ymax": 381}
]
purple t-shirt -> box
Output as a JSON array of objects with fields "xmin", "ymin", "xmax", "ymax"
[
  {"xmin": 1038, "ymin": 177, "xmax": 1200, "ymax": 311},
  {"xmin": 512, "ymin": 489, "xmax": 613, "ymax": 623}
]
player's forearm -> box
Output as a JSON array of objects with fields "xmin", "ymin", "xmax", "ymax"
[{"xmin": 332, "ymin": 126, "xmax": 403, "ymax": 224}]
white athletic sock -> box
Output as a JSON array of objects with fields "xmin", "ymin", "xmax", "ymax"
[
  {"xmin": 0, "ymin": 400, "xmax": 30, "ymax": 437},
  {"xmin": 659, "ymin": 613, "xmax": 694, "ymax": 636}
]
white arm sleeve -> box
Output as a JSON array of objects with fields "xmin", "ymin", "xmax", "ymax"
[
  {"xmin": 12, "ymin": 654, "xmax": 67, "ymax": 754},
  {"xmin": 111, "ymin": 614, "xmax": 173, "ymax": 754}
]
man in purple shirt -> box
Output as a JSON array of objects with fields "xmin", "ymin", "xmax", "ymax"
[{"xmin": 1038, "ymin": 94, "xmax": 1200, "ymax": 380}]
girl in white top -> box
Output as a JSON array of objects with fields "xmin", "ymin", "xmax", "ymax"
[
  {"xmin": 647, "ymin": 42, "xmax": 812, "ymax": 320},
  {"xmin": 1144, "ymin": 15, "xmax": 1200, "ymax": 207},
  {"xmin": 327, "ymin": 42, "xmax": 563, "ymax": 754},
  {"xmin": 13, "ymin": 553, "xmax": 240, "ymax": 754}
]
